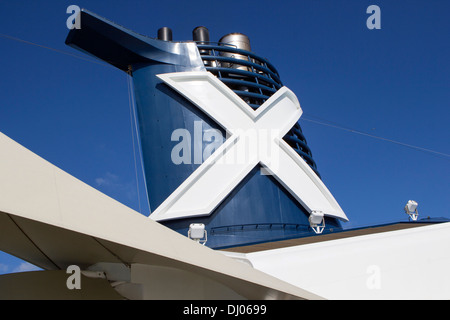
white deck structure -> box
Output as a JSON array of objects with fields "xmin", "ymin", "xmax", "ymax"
[{"xmin": 1, "ymin": 131, "xmax": 449, "ymax": 299}]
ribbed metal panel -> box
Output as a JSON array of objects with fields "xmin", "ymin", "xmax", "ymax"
[{"xmin": 196, "ymin": 43, "xmax": 320, "ymax": 177}]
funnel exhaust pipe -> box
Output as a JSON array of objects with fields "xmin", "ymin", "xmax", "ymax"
[
  {"xmin": 192, "ymin": 26, "xmax": 210, "ymax": 44},
  {"xmin": 219, "ymin": 33, "xmax": 251, "ymax": 52},
  {"xmin": 157, "ymin": 27, "xmax": 172, "ymax": 41}
]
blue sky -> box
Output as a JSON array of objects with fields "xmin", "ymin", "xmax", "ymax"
[{"xmin": 0, "ymin": 0, "xmax": 448, "ymax": 274}]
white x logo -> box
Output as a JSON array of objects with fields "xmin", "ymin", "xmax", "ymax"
[{"xmin": 150, "ymin": 72, "xmax": 347, "ymax": 222}]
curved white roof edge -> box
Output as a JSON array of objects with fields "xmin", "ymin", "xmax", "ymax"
[{"xmin": 0, "ymin": 131, "xmax": 322, "ymax": 300}]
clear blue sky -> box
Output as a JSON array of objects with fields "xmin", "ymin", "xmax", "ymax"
[{"xmin": 0, "ymin": 0, "xmax": 449, "ymax": 274}]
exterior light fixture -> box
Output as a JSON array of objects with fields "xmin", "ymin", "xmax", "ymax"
[
  {"xmin": 188, "ymin": 223, "xmax": 207, "ymax": 245},
  {"xmin": 309, "ymin": 211, "xmax": 325, "ymax": 234},
  {"xmin": 404, "ymin": 200, "xmax": 419, "ymax": 221}
]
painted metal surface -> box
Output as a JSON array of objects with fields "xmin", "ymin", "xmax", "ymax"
[
  {"xmin": 243, "ymin": 222, "xmax": 450, "ymax": 299},
  {"xmin": 65, "ymin": 9, "xmax": 345, "ymax": 249},
  {"xmin": 1, "ymin": 130, "xmax": 448, "ymax": 299},
  {"xmin": 151, "ymin": 71, "xmax": 347, "ymax": 222},
  {"xmin": 196, "ymin": 43, "xmax": 319, "ymax": 175},
  {"xmin": 0, "ymin": 8, "xmax": 448, "ymax": 301},
  {"xmin": 0, "ymin": 131, "xmax": 319, "ymax": 300}
]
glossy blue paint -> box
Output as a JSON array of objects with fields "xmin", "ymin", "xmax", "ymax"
[
  {"xmin": 162, "ymin": 165, "xmax": 342, "ymax": 248},
  {"xmin": 131, "ymin": 62, "xmax": 223, "ymax": 210},
  {"xmin": 66, "ymin": 10, "xmax": 343, "ymax": 249}
]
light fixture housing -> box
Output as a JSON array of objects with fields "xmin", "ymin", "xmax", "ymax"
[
  {"xmin": 404, "ymin": 200, "xmax": 419, "ymax": 221},
  {"xmin": 188, "ymin": 223, "xmax": 207, "ymax": 245},
  {"xmin": 309, "ymin": 211, "xmax": 325, "ymax": 234}
]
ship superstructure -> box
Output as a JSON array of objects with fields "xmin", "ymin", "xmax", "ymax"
[
  {"xmin": 0, "ymin": 9, "xmax": 449, "ymax": 300},
  {"xmin": 66, "ymin": 10, "xmax": 347, "ymax": 249}
]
